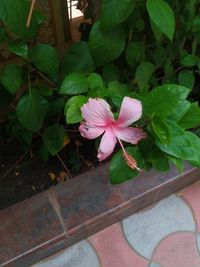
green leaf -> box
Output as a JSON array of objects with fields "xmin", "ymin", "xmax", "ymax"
[
  {"xmin": 0, "ymin": 0, "xmax": 42, "ymax": 38},
  {"xmin": 39, "ymin": 144, "xmax": 50, "ymax": 162},
  {"xmin": 151, "ymin": 118, "xmax": 170, "ymax": 143},
  {"xmin": 167, "ymin": 155, "xmax": 184, "ymax": 172},
  {"xmin": 181, "ymin": 54, "xmax": 198, "ymax": 67},
  {"xmin": 149, "ymin": 17, "xmax": 163, "ymax": 41},
  {"xmin": 144, "ymin": 84, "xmax": 190, "ymax": 118},
  {"xmin": 193, "ymin": 16, "xmax": 200, "ymax": 32},
  {"xmin": 16, "ymin": 90, "xmax": 48, "ymax": 132},
  {"xmin": 0, "ymin": 64, "xmax": 22, "ymax": 95},
  {"xmin": 156, "ymin": 122, "xmax": 200, "ymax": 167},
  {"xmin": 154, "ymin": 47, "xmax": 167, "ymax": 67},
  {"xmin": 89, "ymin": 21, "xmax": 125, "ymax": 67},
  {"xmin": 139, "ymin": 138, "xmax": 169, "ymax": 172},
  {"xmin": 64, "ymin": 96, "xmax": 88, "ymax": 124},
  {"xmin": 30, "ymin": 44, "xmax": 59, "ymax": 77},
  {"xmin": 20, "ymin": 128, "xmax": 32, "ymax": 145},
  {"xmin": 147, "ymin": 0, "xmax": 175, "ymax": 40},
  {"xmin": 62, "ymin": 41, "xmax": 95, "ymax": 75},
  {"xmin": 109, "ymin": 147, "xmax": 144, "ymax": 184},
  {"xmin": 0, "ymin": 27, "xmax": 7, "ymax": 44},
  {"xmin": 103, "ymin": 64, "xmax": 120, "ymax": 84},
  {"xmin": 168, "ymin": 100, "xmax": 191, "ymax": 122},
  {"xmin": 100, "ymin": 0, "xmax": 135, "ymax": 30},
  {"xmin": 135, "ymin": 62, "xmax": 155, "ymax": 92},
  {"xmin": 108, "ymin": 81, "xmax": 131, "ymax": 107},
  {"xmin": 88, "ymin": 73, "xmax": 103, "ymax": 90},
  {"xmin": 60, "ymin": 73, "xmax": 89, "ymax": 95},
  {"xmin": 43, "ymin": 125, "xmax": 65, "ymax": 155},
  {"xmin": 8, "ymin": 40, "xmax": 28, "ymax": 59},
  {"xmin": 125, "ymin": 42, "xmax": 145, "ymax": 67},
  {"xmin": 178, "ymin": 70, "xmax": 195, "ymax": 90},
  {"xmin": 37, "ymin": 85, "xmax": 53, "ymax": 97},
  {"xmin": 178, "ymin": 102, "xmax": 200, "ymax": 129}
]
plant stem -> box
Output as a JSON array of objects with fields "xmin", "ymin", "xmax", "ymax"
[{"xmin": 56, "ymin": 153, "xmax": 72, "ymax": 178}]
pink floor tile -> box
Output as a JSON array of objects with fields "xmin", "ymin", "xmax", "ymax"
[
  {"xmin": 89, "ymin": 223, "xmax": 148, "ymax": 267},
  {"xmin": 181, "ymin": 181, "xmax": 200, "ymax": 231},
  {"xmin": 153, "ymin": 232, "xmax": 200, "ymax": 267}
]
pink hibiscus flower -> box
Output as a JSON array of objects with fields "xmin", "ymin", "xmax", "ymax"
[{"xmin": 79, "ymin": 97, "xmax": 146, "ymax": 170}]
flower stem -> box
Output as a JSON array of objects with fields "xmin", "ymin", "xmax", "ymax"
[{"xmin": 117, "ymin": 138, "xmax": 141, "ymax": 171}]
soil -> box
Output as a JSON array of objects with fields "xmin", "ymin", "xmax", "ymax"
[{"xmin": 0, "ymin": 138, "xmax": 99, "ymax": 210}]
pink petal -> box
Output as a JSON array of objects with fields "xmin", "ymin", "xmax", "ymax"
[
  {"xmin": 79, "ymin": 122, "xmax": 105, "ymax": 139},
  {"xmin": 117, "ymin": 97, "xmax": 142, "ymax": 127},
  {"xmin": 97, "ymin": 129, "xmax": 117, "ymax": 161},
  {"xmin": 81, "ymin": 98, "xmax": 114, "ymax": 127},
  {"xmin": 114, "ymin": 127, "xmax": 147, "ymax": 144}
]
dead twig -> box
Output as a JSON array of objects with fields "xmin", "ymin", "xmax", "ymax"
[
  {"xmin": 26, "ymin": 0, "xmax": 37, "ymax": 28},
  {"xmin": 0, "ymin": 141, "xmax": 39, "ymax": 181},
  {"xmin": 56, "ymin": 153, "xmax": 72, "ymax": 178}
]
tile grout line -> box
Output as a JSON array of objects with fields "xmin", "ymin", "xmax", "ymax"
[
  {"xmin": 119, "ymin": 221, "xmax": 150, "ymax": 262},
  {"xmin": 86, "ymin": 239, "xmax": 103, "ymax": 267},
  {"xmin": 179, "ymin": 194, "xmax": 200, "ymax": 258},
  {"xmin": 48, "ymin": 189, "xmax": 68, "ymax": 239}
]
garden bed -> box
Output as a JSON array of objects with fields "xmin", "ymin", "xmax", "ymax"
[{"xmin": 0, "ymin": 161, "xmax": 199, "ymax": 266}]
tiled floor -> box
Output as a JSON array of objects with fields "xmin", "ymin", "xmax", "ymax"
[{"xmin": 33, "ymin": 181, "xmax": 200, "ymax": 267}]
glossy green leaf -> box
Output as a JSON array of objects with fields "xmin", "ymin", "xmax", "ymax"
[
  {"xmin": 43, "ymin": 125, "xmax": 65, "ymax": 155},
  {"xmin": 100, "ymin": 0, "xmax": 134, "ymax": 30},
  {"xmin": 64, "ymin": 95, "xmax": 88, "ymax": 124},
  {"xmin": 149, "ymin": 17, "xmax": 163, "ymax": 41},
  {"xmin": 147, "ymin": 0, "xmax": 175, "ymax": 40},
  {"xmin": 62, "ymin": 41, "xmax": 95, "ymax": 75},
  {"xmin": 156, "ymin": 122, "xmax": 200, "ymax": 167},
  {"xmin": 135, "ymin": 62, "xmax": 155, "ymax": 92},
  {"xmin": 89, "ymin": 21, "xmax": 125, "ymax": 66},
  {"xmin": 168, "ymin": 100, "xmax": 191, "ymax": 122},
  {"xmin": 178, "ymin": 70, "xmax": 195, "ymax": 90},
  {"xmin": 108, "ymin": 81, "xmax": 131, "ymax": 107},
  {"xmin": 0, "ymin": 64, "xmax": 22, "ymax": 95},
  {"xmin": 139, "ymin": 138, "xmax": 169, "ymax": 172},
  {"xmin": 16, "ymin": 90, "xmax": 48, "ymax": 132},
  {"xmin": 144, "ymin": 84, "xmax": 190, "ymax": 118},
  {"xmin": 30, "ymin": 44, "xmax": 59, "ymax": 77},
  {"xmin": 181, "ymin": 54, "xmax": 198, "ymax": 67},
  {"xmin": 8, "ymin": 40, "xmax": 28, "ymax": 59},
  {"xmin": 60, "ymin": 73, "xmax": 89, "ymax": 95},
  {"xmin": 109, "ymin": 147, "xmax": 144, "ymax": 184},
  {"xmin": 88, "ymin": 73, "xmax": 103, "ymax": 90},
  {"xmin": 178, "ymin": 102, "xmax": 200, "ymax": 129},
  {"xmin": 167, "ymin": 155, "xmax": 184, "ymax": 172},
  {"xmin": 151, "ymin": 118, "xmax": 170, "ymax": 143}
]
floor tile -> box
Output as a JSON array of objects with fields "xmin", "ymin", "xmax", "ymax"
[
  {"xmin": 181, "ymin": 181, "xmax": 200, "ymax": 231},
  {"xmin": 122, "ymin": 195, "xmax": 195, "ymax": 259},
  {"xmin": 89, "ymin": 223, "xmax": 148, "ymax": 267},
  {"xmin": 149, "ymin": 262, "xmax": 163, "ymax": 267},
  {"xmin": 196, "ymin": 233, "xmax": 200, "ymax": 254},
  {"xmin": 32, "ymin": 240, "xmax": 100, "ymax": 267},
  {"xmin": 153, "ymin": 232, "xmax": 200, "ymax": 267}
]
